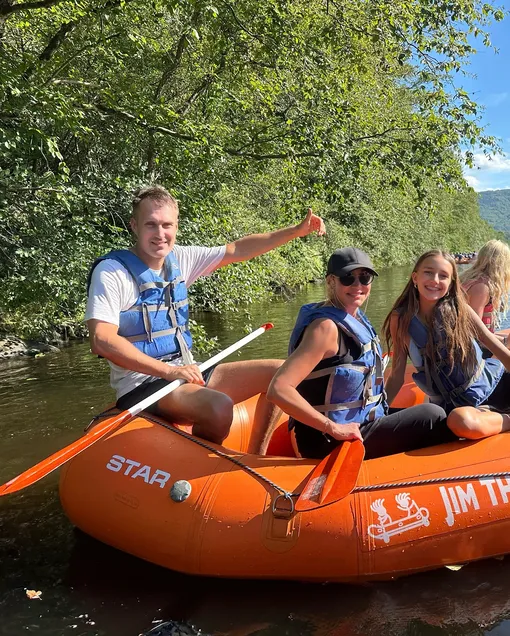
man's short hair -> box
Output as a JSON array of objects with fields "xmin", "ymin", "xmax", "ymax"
[{"xmin": 131, "ymin": 185, "xmax": 178, "ymax": 218}]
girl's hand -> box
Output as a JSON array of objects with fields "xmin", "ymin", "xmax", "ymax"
[{"xmin": 324, "ymin": 419, "xmax": 363, "ymax": 442}]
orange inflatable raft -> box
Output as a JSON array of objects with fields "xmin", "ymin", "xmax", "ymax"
[{"xmin": 60, "ymin": 367, "xmax": 510, "ymax": 582}]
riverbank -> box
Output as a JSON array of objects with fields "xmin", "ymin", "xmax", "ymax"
[{"xmin": 0, "ymin": 334, "xmax": 61, "ymax": 360}]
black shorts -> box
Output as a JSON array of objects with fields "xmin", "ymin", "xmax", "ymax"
[
  {"xmin": 116, "ymin": 366, "xmax": 217, "ymax": 413},
  {"xmin": 479, "ymin": 371, "xmax": 510, "ymax": 414},
  {"xmin": 293, "ymin": 403, "xmax": 455, "ymax": 461}
]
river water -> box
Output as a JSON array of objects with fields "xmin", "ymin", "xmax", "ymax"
[{"xmin": 2, "ymin": 266, "xmax": 510, "ymax": 636}]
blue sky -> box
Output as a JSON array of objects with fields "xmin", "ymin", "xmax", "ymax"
[{"xmin": 461, "ymin": 14, "xmax": 510, "ymax": 191}]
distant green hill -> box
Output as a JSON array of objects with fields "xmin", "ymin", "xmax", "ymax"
[{"xmin": 478, "ymin": 189, "xmax": 510, "ymax": 239}]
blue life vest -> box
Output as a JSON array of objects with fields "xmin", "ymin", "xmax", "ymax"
[
  {"xmin": 88, "ymin": 250, "xmax": 193, "ymax": 362},
  {"xmin": 408, "ymin": 315, "xmax": 503, "ymax": 409},
  {"xmin": 288, "ymin": 302, "xmax": 387, "ymax": 426}
]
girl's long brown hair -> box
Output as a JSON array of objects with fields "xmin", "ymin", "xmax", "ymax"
[{"xmin": 382, "ymin": 250, "xmax": 477, "ymax": 373}]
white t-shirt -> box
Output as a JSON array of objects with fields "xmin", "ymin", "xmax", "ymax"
[{"xmin": 85, "ymin": 244, "xmax": 225, "ymax": 398}]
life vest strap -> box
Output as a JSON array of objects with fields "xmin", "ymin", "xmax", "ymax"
[
  {"xmin": 306, "ymin": 364, "xmax": 370, "ymax": 380},
  {"xmin": 176, "ymin": 326, "xmax": 194, "ymax": 365},
  {"xmin": 314, "ymin": 393, "xmax": 383, "ymax": 413},
  {"xmin": 128, "ymin": 299, "xmax": 188, "ymax": 312},
  {"xmin": 142, "ymin": 303, "xmax": 153, "ymax": 342},
  {"xmin": 138, "ymin": 275, "xmax": 185, "ymax": 292},
  {"xmin": 449, "ymin": 359, "xmax": 485, "ymax": 399},
  {"xmin": 425, "ymin": 357, "xmax": 485, "ymax": 407},
  {"xmin": 126, "ymin": 327, "xmax": 178, "ymax": 343},
  {"xmin": 139, "ymin": 281, "xmax": 170, "ymax": 292}
]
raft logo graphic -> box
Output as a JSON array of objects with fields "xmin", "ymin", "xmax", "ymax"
[
  {"xmin": 106, "ymin": 454, "xmax": 171, "ymax": 488},
  {"xmin": 368, "ymin": 492, "xmax": 430, "ymax": 544}
]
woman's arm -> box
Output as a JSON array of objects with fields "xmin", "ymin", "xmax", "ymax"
[
  {"xmin": 267, "ymin": 318, "xmax": 363, "ymax": 442},
  {"xmin": 468, "ymin": 306, "xmax": 510, "ymax": 371},
  {"xmin": 384, "ymin": 313, "xmax": 407, "ymax": 405}
]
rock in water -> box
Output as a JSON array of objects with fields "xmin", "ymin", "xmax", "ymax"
[
  {"xmin": 142, "ymin": 620, "xmax": 206, "ymax": 636},
  {"xmin": 0, "ymin": 335, "xmax": 30, "ymax": 359},
  {"xmin": 0, "ymin": 334, "xmax": 61, "ymax": 359}
]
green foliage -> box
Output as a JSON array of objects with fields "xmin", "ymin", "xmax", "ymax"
[
  {"xmin": 479, "ymin": 190, "xmax": 510, "ymax": 240},
  {"xmin": 0, "ymin": 0, "xmax": 504, "ymax": 339},
  {"xmin": 188, "ymin": 319, "xmax": 218, "ymax": 356}
]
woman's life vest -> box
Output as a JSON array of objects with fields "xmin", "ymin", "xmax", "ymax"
[
  {"xmin": 288, "ymin": 302, "xmax": 387, "ymax": 427},
  {"xmin": 407, "ymin": 315, "xmax": 503, "ymax": 410},
  {"xmin": 462, "ymin": 277, "xmax": 495, "ymax": 332},
  {"xmin": 88, "ymin": 250, "xmax": 193, "ymax": 363}
]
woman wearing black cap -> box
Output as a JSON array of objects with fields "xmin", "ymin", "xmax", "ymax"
[{"xmin": 267, "ymin": 247, "xmax": 455, "ymax": 460}]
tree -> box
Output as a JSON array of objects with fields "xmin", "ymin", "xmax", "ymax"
[{"xmin": 0, "ymin": 0, "xmax": 504, "ymax": 337}]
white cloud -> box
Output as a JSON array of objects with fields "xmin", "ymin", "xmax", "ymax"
[
  {"xmin": 470, "ymin": 152, "xmax": 510, "ymax": 172},
  {"xmin": 463, "ymin": 151, "xmax": 510, "ymax": 191},
  {"xmin": 464, "ymin": 174, "xmax": 481, "ymax": 189}
]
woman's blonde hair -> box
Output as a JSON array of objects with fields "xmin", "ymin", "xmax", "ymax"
[
  {"xmin": 460, "ymin": 240, "xmax": 510, "ymax": 330},
  {"xmin": 383, "ymin": 250, "xmax": 477, "ymax": 374}
]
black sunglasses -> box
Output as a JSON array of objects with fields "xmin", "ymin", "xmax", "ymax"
[{"xmin": 337, "ymin": 271, "xmax": 374, "ymax": 287}]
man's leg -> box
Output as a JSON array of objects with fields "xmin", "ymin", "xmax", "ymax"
[
  {"xmin": 207, "ymin": 359, "xmax": 283, "ymax": 453},
  {"xmin": 156, "ymin": 384, "xmax": 234, "ymax": 445}
]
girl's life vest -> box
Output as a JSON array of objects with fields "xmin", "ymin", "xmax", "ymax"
[
  {"xmin": 288, "ymin": 302, "xmax": 387, "ymax": 431},
  {"xmin": 88, "ymin": 250, "xmax": 193, "ymax": 363},
  {"xmin": 462, "ymin": 277, "xmax": 494, "ymax": 332},
  {"xmin": 408, "ymin": 315, "xmax": 503, "ymax": 410}
]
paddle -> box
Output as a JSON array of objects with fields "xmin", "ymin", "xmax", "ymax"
[
  {"xmin": 294, "ymin": 354, "xmax": 386, "ymax": 511},
  {"xmin": 295, "ymin": 439, "xmax": 365, "ymax": 511},
  {"xmin": 0, "ymin": 323, "xmax": 274, "ymax": 497}
]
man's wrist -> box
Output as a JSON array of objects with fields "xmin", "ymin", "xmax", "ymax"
[{"xmin": 293, "ymin": 222, "xmax": 305, "ymax": 239}]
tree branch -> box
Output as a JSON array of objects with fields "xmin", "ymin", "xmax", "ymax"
[
  {"xmin": 177, "ymin": 54, "xmax": 226, "ymax": 115},
  {"xmin": 0, "ymin": 0, "xmax": 65, "ymax": 17},
  {"xmin": 218, "ymin": 0, "xmax": 265, "ymax": 44},
  {"xmin": 95, "ymin": 104, "xmax": 196, "ymax": 141},
  {"xmin": 224, "ymin": 148, "xmax": 322, "ymax": 160},
  {"xmin": 45, "ymin": 32, "xmax": 121, "ymax": 84},
  {"xmin": 154, "ymin": 4, "xmax": 202, "ymax": 99},
  {"xmin": 351, "ymin": 126, "xmax": 419, "ymax": 142},
  {"xmin": 23, "ymin": 0, "xmax": 128, "ymax": 79}
]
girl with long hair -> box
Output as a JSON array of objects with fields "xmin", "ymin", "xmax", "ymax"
[
  {"xmin": 460, "ymin": 239, "xmax": 510, "ymax": 341},
  {"xmin": 267, "ymin": 248, "xmax": 455, "ymax": 460},
  {"xmin": 383, "ymin": 250, "xmax": 510, "ymax": 440}
]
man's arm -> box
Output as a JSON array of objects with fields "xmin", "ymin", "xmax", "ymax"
[
  {"xmin": 219, "ymin": 208, "xmax": 325, "ymax": 267},
  {"xmin": 88, "ymin": 320, "xmax": 205, "ymax": 385}
]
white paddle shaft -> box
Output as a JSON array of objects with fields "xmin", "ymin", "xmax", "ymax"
[{"xmin": 129, "ymin": 323, "xmax": 273, "ymax": 417}]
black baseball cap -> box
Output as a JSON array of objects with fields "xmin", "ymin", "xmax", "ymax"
[{"xmin": 326, "ymin": 247, "xmax": 378, "ymax": 277}]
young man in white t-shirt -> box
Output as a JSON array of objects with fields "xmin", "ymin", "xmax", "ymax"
[{"xmin": 86, "ymin": 185, "xmax": 325, "ymax": 446}]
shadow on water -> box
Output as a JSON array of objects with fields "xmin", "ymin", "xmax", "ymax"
[{"xmin": 3, "ymin": 267, "xmax": 510, "ymax": 635}]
